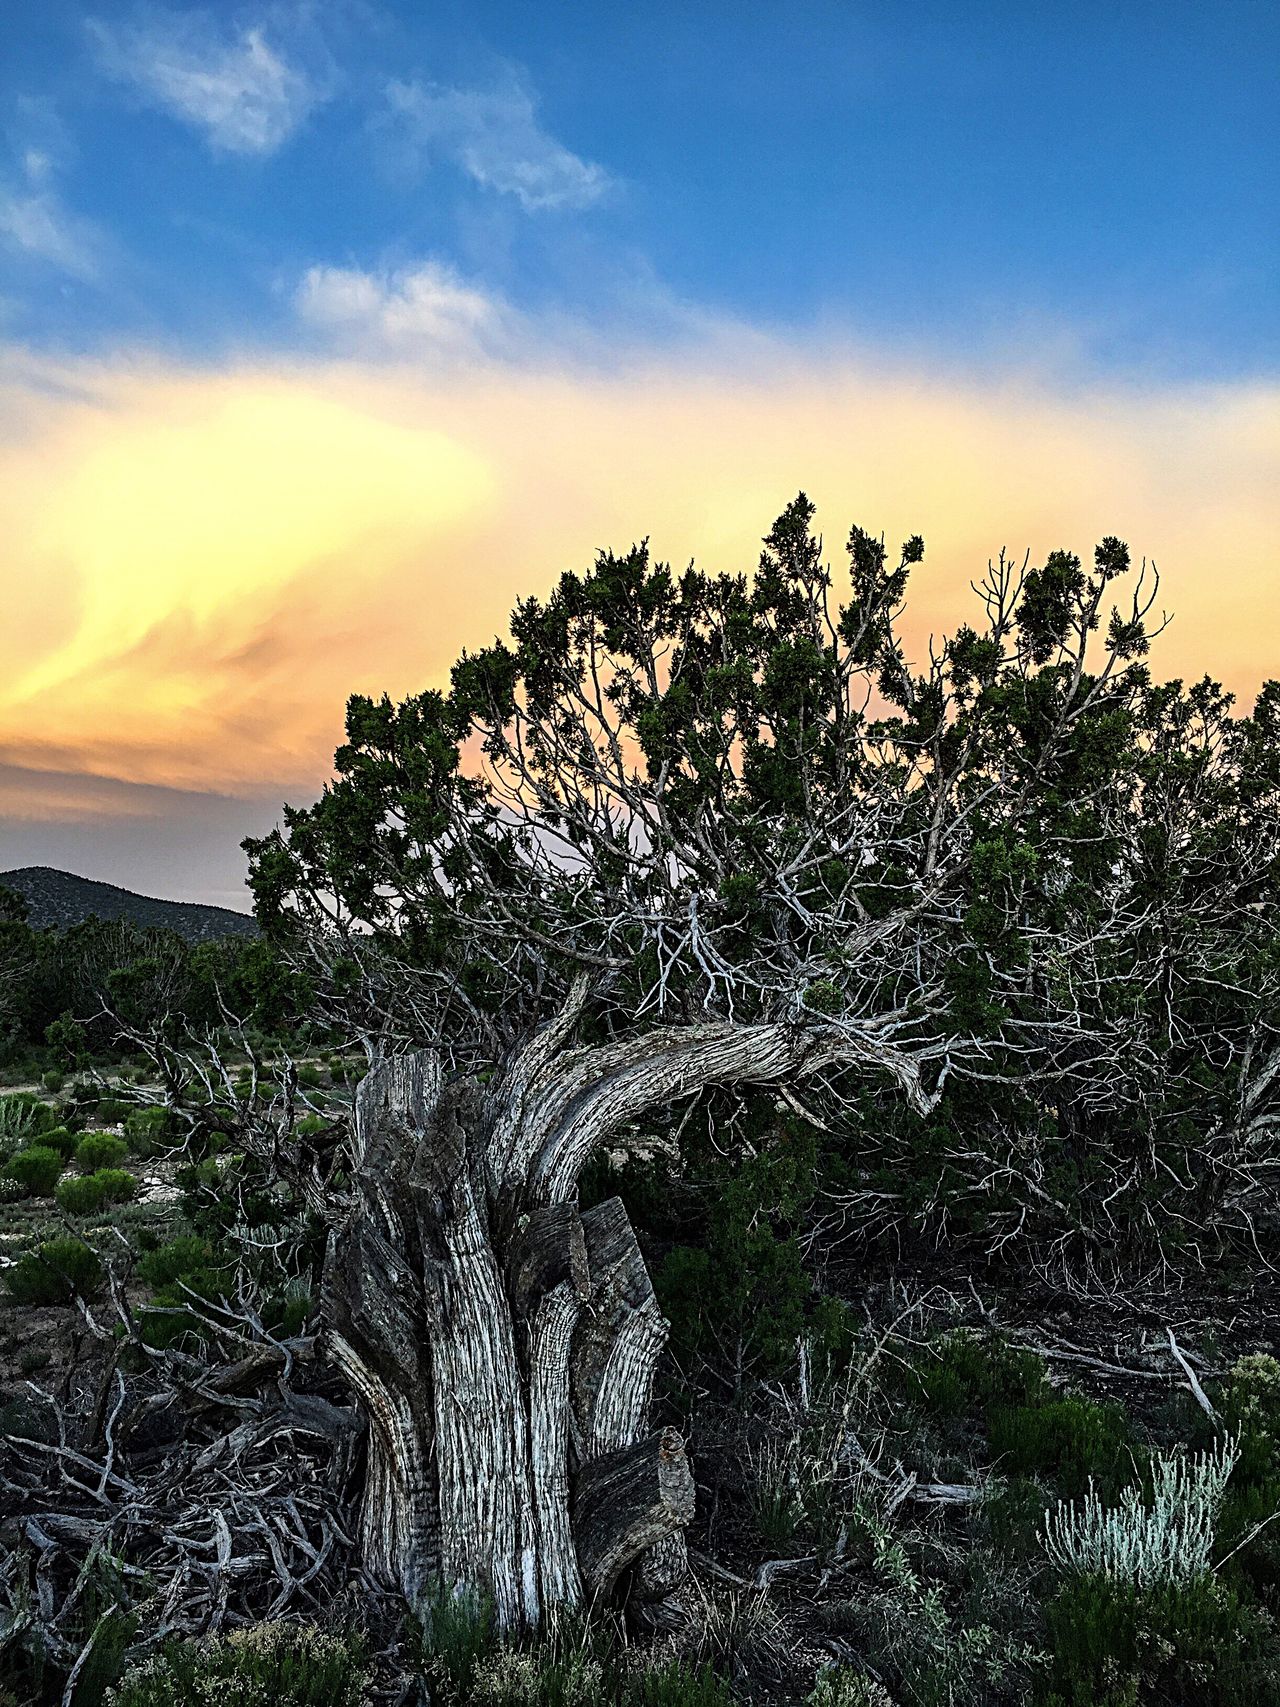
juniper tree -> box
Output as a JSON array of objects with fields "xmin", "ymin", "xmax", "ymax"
[{"xmin": 243, "ymin": 494, "xmax": 1276, "ymax": 1628}]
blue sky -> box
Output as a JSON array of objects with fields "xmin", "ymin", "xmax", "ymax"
[{"xmin": 1, "ymin": 0, "xmax": 1276, "ymax": 377}]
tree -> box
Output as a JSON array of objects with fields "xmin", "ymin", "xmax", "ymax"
[{"xmin": 242, "ymin": 495, "xmax": 1275, "ymax": 1629}]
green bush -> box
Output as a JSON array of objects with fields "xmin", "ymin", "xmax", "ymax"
[
  {"xmin": 56, "ymin": 1172, "xmax": 109, "ymax": 1215},
  {"xmin": 1041, "ymin": 1573, "xmax": 1280, "ymax": 1706},
  {"xmin": 3, "ymin": 1143, "xmax": 65, "ymax": 1197},
  {"xmin": 136, "ymin": 1235, "xmax": 221, "ymax": 1289},
  {"xmin": 295, "ymin": 1114, "xmax": 328, "ymax": 1138},
  {"xmin": 75, "ymin": 1131, "xmax": 129, "ymax": 1172},
  {"xmin": 42, "ymin": 1068, "xmax": 65, "ymax": 1093},
  {"xmin": 990, "ymin": 1394, "xmax": 1135, "ymax": 1500},
  {"xmin": 907, "ymin": 1329, "xmax": 1048, "ymax": 1422},
  {"xmin": 124, "ymin": 1105, "xmax": 174, "ymax": 1154},
  {"xmin": 5, "ymin": 1237, "xmax": 101, "ymax": 1304},
  {"xmin": 41, "ymin": 1125, "xmax": 78, "ymax": 1160},
  {"xmin": 0, "ymin": 1090, "xmax": 57, "ymax": 1142},
  {"xmin": 110, "ymin": 1622, "xmax": 366, "ymax": 1707},
  {"xmin": 297, "ymin": 1063, "xmax": 324, "ymax": 1089},
  {"xmin": 95, "ymin": 1097, "xmax": 131, "ymax": 1126},
  {"xmin": 136, "ymin": 1235, "xmax": 231, "ymax": 1348},
  {"xmin": 57, "ymin": 1168, "xmax": 137, "ymax": 1215}
]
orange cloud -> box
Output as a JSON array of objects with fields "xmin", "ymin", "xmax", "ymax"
[{"xmin": 1, "ymin": 342, "xmax": 1276, "ymax": 815}]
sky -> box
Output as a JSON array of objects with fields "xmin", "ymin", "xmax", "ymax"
[{"xmin": 0, "ymin": 1, "xmax": 1276, "ymax": 909}]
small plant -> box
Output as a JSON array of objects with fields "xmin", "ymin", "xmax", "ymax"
[
  {"xmin": 57, "ymin": 1168, "xmax": 137, "ymax": 1215},
  {"xmin": 0, "ymin": 1175, "xmax": 25, "ymax": 1203},
  {"xmin": 124, "ymin": 1106, "xmax": 173, "ymax": 1154},
  {"xmin": 1041, "ymin": 1438, "xmax": 1237, "ymax": 1586},
  {"xmin": 108, "ymin": 1622, "xmax": 366, "ymax": 1707},
  {"xmin": 413, "ymin": 1580, "xmax": 496, "ymax": 1698},
  {"xmin": 807, "ymin": 1671, "xmax": 895, "ymax": 1707},
  {"xmin": 75, "ymin": 1131, "xmax": 129, "ymax": 1172},
  {"xmin": 42, "ymin": 1068, "xmax": 65, "ymax": 1093},
  {"xmin": 40, "ymin": 1125, "xmax": 77, "ymax": 1160},
  {"xmin": 3, "ymin": 1143, "xmax": 65, "ymax": 1196},
  {"xmin": 0, "ymin": 1091, "xmax": 57, "ymax": 1143},
  {"xmin": 5, "ymin": 1237, "xmax": 102, "ymax": 1304}
]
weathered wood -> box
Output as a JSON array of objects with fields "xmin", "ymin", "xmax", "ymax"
[
  {"xmin": 573, "ymin": 1198, "xmax": 667, "ymax": 1456},
  {"xmin": 325, "ymin": 1037, "xmax": 700, "ymax": 1629},
  {"xmin": 573, "ymin": 1429, "xmax": 696, "ymax": 1600}
]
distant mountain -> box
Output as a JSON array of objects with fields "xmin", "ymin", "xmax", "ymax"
[{"xmin": 0, "ymin": 866, "xmax": 258, "ymax": 943}]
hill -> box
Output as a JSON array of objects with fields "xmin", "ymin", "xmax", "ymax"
[{"xmin": 0, "ymin": 865, "xmax": 258, "ymax": 942}]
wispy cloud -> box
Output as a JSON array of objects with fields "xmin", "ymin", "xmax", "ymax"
[
  {"xmin": 388, "ymin": 72, "xmax": 610, "ymax": 211},
  {"xmin": 0, "ymin": 109, "xmax": 105, "ymax": 279},
  {"xmin": 88, "ymin": 7, "xmax": 319, "ymax": 156},
  {"xmin": 295, "ymin": 261, "xmax": 506, "ymax": 354}
]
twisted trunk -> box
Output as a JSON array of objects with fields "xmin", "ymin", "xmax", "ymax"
[
  {"xmin": 324, "ymin": 1046, "xmax": 690, "ymax": 1628},
  {"xmin": 326, "ymin": 1008, "xmax": 933, "ymax": 1628}
]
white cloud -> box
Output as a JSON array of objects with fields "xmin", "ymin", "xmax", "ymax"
[
  {"xmin": 89, "ymin": 9, "xmax": 318, "ymax": 155},
  {"xmin": 0, "ymin": 128, "xmax": 104, "ymax": 279},
  {"xmin": 0, "ymin": 189, "xmax": 102, "ymax": 278},
  {"xmin": 388, "ymin": 73, "xmax": 610, "ymax": 212},
  {"xmin": 295, "ymin": 261, "xmax": 505, "ymax": 353}
]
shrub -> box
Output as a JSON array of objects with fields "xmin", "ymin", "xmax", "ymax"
[
  {"xmin": 3, "ymin": 1144, "xmax": 64, "ymax": 1197},
  {"xmin": 57, "ymin": 1169, "xmax": 137, "ymax": 1215},
  {"xmin": 56, "ymin": 1172, "xmax": 109, "ymax": 1215},
  {"xmin": 633, "ymin": 1662, "xmax": 737, "ymax": 1707},
  {"xmin": 1041, "ymin": 1572, "xmax": 1280, "ymax": 1706},
  {"xmin": 414, "ymin": 1580, "xmax": 496, "ymax": 1699},
  {"xmin": 41, "ymin": 1125, "xmax": 78, "ymax": 1160},
  {"xmin": 109, "ymin": 1622, "xmax": 366, "ymax": 1707},
  {"xmin": 125, "ymin": 1106, "xmax": 173, "ymax": 1153},
  {"xmin": 907, "ymin": 1329, "xmax": 1047, "ymax": 1422},
  {"xmin": 136, "ymin": 1235, "xmax": 221, "ymax": 1289},
  {"xmin": 807, "ymin": 1673, "xmax": 895, "ymax": 1707},
  {"xmin": 5, "ymin": 1237, "xmax": 102, "ymax": 1304},
  {"xmin": 42, "ymin": 1068, "xmax": 64, "ymax": 1093},
  {"xmin": 1041, "ymin": 1439, "xmax": 1236, "ymax": 1586},
  {"xmin": 95, "ymin": 1098, "xmax": 131, "ymax": 1127},
  {"xmin": 0, "ymin": 1091, "xmax": 57, "ymax": 1144},
  {"xmin": 295, "ymin": 1114, "xmax": 328, "ymax": 1138},
  {"xmin": 297, "ymin": 1063, "xmax": 324, "ymax": 1089},
  {"xmin": 75, "ymin": 1131, "xmax": 129, "ymax": 1172},
  {"xmin": 990, "ymin": 1394, "xmax": 1135, "ymax": 1500},
  {"xmin": 0, "ymin": 1175, "xmax": 25, "ymax": 1203}
]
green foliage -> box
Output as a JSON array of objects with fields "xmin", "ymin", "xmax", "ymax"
[
  {"xmin": 42, "ymin": 1067, "xmax": 65, "ymax": 1092},
  {"xmin": 124, "ymin": 1105, "xmax": 174, "ymax": 1155},
  {"xmin": 135, "ymin": 1234, "xmax": 232, "ymax": 1346},
  {"xmin": 906, "ymin": 1329, "xmax": 1048, "ymax": 1422},
  {"xmin": 413, "ymin": 1580, "xmax": 496, "ymax": 1699},
  {"xmin": 807, "ymin": 1673, "xmax": 894, "ymax": 1707},
  {"xmin": 5, "ymin": 1236, "xmax": 101, "ymax": 1304},
  {"xmin": 95, "ymin": 1097, "xmax": 131, "ymax": 1126},
  {"xmin": 109, "ymin": 1622, "xmax": 366, "ymax": 1707},
  {"xmin": 0, "ymin": 1091, "xmax": 57, "ymax": 1142},
  {"xmin": 3, "ymin": 1142, "xmax": 65, "ymax": 1197},
  {"xmin": 990, "ymin": 1395, "xmax": 1135, "ymax": 1501},
  {"xmin": 40, "ymin": 1124, "xmax": 77, "ymax": 1160},
  {"xmin": 1040, "ymin": 1573, "xmax": 1280, "ymax": 1706},
  {"xmin": 56, "ymin": 1167, "xmax": 137, "ymax": 1214},
  {"xmin": 74, "ymin": 1130, "xmax": 129, "ymax": 1172},
  {"xmin": 1214, "ymin": 1354, "xmax": 1280, "ymax": 1594},
  {"xmin": 655, "ymin": 1105, "xmax": 821, "ymax": 1384}
]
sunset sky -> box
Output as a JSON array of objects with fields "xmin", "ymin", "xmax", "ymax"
[{"xmin": 1, "ymin": 1, "xmax": 1277, "ymax": 908}]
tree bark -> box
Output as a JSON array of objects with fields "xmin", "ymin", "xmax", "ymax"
[
  {"xmin": 324, "ymin": 1045, "xmax": 686, "ymax": 1629},
  {"xmin": 325, "ymin": 1008, "xmax": 937, "ymax": 1628}
]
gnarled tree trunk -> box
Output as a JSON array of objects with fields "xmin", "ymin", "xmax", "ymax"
[
  {"xmin": 324, "ymin": 1001, "xmax": 931, "ymax": 1628},
  {"xmin": 324, "ymin": 1041, "xmax": 692, "ymax": 1629}
]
